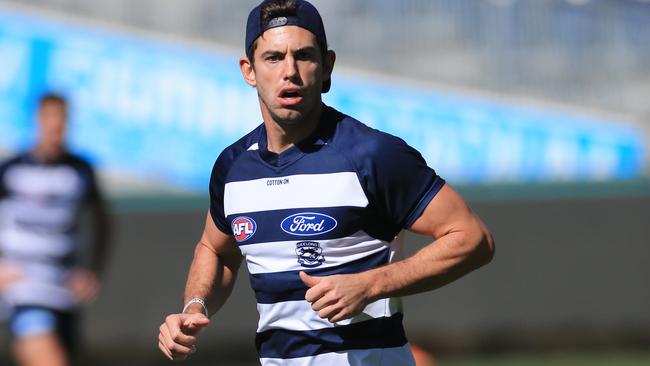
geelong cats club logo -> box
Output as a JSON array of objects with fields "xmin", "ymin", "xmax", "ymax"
[
  {"xmin": 296, "ymin": 241, "xmax": 325, "ymax": 268},
  {"xmin": 232, "ymin": 216, "xmax": 257, "ymax": 242},
  {"xmin": 281, "ymin": 212, "xmax": 337, "ymax": 236}
]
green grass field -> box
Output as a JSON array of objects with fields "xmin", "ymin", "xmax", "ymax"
[
  {"xmin": 440, "ymin": 352, "xmax": 650, "ymax": 366},
  {"xmin": 3, "ymin": 351, "xmax": 649, "ymax": 366}
]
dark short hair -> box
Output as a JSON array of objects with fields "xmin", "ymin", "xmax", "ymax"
[
  {"xmin": 38, "ymin": 92, "xmax": 67, "ymax": 109},
  {"xmin": 246, "ymin": 0, "xmax": 328, "ymax": 64}
]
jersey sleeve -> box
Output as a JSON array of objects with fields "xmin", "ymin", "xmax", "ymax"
[
  {"xmin": 360, "ymin": 134, "xmax": 445, "ymax": 229},
  {"xmin": 83, "ymin": 165, "xmax": 101, "ymax": 203},
  {"xmin": 69, "ymin": 155, "xmax": 102, "ymax": 204},
  {"xmin": 209, "ymin": 152, "xmax": 233, "ymax": 235},
  {"xmin": 0, "ymin": 161, "xmax": 8, "ymax": 199}
]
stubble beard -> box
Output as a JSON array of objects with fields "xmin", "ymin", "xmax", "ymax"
[
  {"xmin": 260, "ymin": 94, "xmax": 307, "ymax": 127},
  {"xmin": 258, "ymin": 87, "xmax": 322, "ymax": 130},
  {"xmin": 270, "ymin": 109, "xmax": 303, "ymax": 127}
]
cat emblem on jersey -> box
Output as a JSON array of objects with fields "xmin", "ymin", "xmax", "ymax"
[
  {"xmin": 232, "ymin": 216, "xmax": 257, "ymax": 242},
  {"xmin": 295, "ymin": 241, "xmax": 325, "ymax": 268}
]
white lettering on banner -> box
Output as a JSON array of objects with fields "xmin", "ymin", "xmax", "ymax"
[
  {"xmin": 0, "ymin": 12, "xmax": 643, "ymax": 186},
  {"xmin": 587, "ymin": 143, "xmax": 618, "ymax": 180},
  {"xmin": 46, "ymin": 45, "xmax": 259, "ymax": 138},
  {"xmin": 485, "ymin": 123, "xmax": 525, "ymax": 181},
  {"xmin": 0, "ymin": 39, "xmax": 29, "ymax": 93},
  {"xmin": 546, "ymin": 137, "xmax": 579, "ymax": 180},
  {"xmin": 423, "ymin": 123, "xmax": 464, "ymax": 181}
]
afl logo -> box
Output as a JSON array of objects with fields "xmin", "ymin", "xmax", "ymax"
[
  {"xmin": 232, "ymin": 216, "xmax": 257, "ymax": 242},
  {"xmin": 281, "ymin": 212, "xmax": 337, "ymax": 236}
]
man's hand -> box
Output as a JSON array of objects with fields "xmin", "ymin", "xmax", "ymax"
[
  {"xmin": 158, "ymin": 313, "xmax": 210, "ymax": 361},
  {"xmin": 65, "ymin": 268, "xmax": 100, "ymax": 304},
  {"xmin": 0, "ymin": 260, "xmax": 23, "ymax": 289},
  {"xmin": 300, "ymin": 271, "xmax": 372, "ymax": 323}
]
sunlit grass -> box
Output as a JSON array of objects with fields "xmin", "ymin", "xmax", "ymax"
[{"xmin": 439, "ymin": 352, "xmax": 650, "ymax": 366}]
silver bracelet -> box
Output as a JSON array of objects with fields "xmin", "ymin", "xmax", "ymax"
[{"xmin": 182, "ymin": 297, "xmax": 209, "ymax": 317}]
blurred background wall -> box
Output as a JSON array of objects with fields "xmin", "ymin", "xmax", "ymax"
[
  {"xmin": 0, "ymin": 0, "xmax": 649, "ymax": 365},
  {"xmin": 4, "ymin": 0, "xmax": 650, "ymax": 119}
]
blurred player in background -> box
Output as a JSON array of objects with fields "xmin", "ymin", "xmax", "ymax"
[
  {"xmin": 158, "ymin": 0, "xmax": 494, "ymax": 365},
  {"xmin": 0, "ymin": 93, "xmax": 111, "ymax": 366}
]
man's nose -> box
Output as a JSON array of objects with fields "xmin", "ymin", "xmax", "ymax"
[{"xmin": 282, "ymin": 56, "xmax": 299, "ymax": 80}]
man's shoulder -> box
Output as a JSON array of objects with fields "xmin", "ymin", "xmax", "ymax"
[
  {"xmin": 0, "ymin": 152, "xmax": 29, "ymax": 172},
  {"xmin": 328, "ymin": 107, "xmax": 410, "ymax": 162},
  {"xmin": 61, "ymin": 151, "xmax": 94, "ymax": 171},
  {"xmin": 213, "ymin": 123, "xmax": 264, "ymax": 172}
]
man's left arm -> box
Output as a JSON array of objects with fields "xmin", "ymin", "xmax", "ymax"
[
  {"xmin": 301, "ymin": 183, "xmax": 494, "ymax": 322},
  {"xmin": 86, "ymin": 190, "xmax": 111, "ymax": 276},
  {"xmin": 0, "ymin": 161, "xmax": 8, "ymax": 200},
  {"xmin": 67, "ymin": 177, "xmax": 112, "ymax": 304}
]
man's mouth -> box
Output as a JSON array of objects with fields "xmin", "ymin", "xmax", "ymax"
[
  {"xmin": 281, "ymin": 91, "xmax": 301, "ymax": 98},
  {"xmin": 278, "ymin": 90, "xmax": 303, "ymax": 106}
]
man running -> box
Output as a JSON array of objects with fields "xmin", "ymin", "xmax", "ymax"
[
  {"xmin": 158, "ymin": 1, "xmax": 494, "ymax": 365},
  {"xmin": 0, "ymin": 93, "xmax": 110, "ymax": 366}
]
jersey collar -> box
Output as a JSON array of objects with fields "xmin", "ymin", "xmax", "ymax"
[{"xmin": 256, "ymin": 104, "xmax": 334, "ymax": 167}]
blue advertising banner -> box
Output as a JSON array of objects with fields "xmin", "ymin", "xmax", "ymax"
[{"xmin": 0, "ymin": 9, "xmax": 646, "ymax": 190}]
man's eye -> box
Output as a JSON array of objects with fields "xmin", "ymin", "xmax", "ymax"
[
  {"xmin": 296, "ymin": 52, "xmax": 315, "ymax": 61},
  {"xmin": 266, "ymin": 55, "xmax": 281, "ymax": 62}
]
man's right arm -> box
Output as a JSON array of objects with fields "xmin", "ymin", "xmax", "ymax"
[
  {"xmin": 158, "ymin": 212, "xmax": 242, "ymax": 361},
  {"xmin": 183, "ymin": 212, "xmax": 243, "ymax": 315}
]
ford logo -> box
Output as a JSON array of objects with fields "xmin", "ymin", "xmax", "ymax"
[{"xmin": 281, "ymin": 212, "xmax": 337, "ymax": 236}]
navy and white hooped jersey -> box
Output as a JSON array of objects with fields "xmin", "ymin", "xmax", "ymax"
[
  {"xmin": 0, "ymin": 152, "xmax": 100, "ymax": 310},
  {"xmin": 210, "ymin": 105, "xmax": 445, "ymax": 365}
]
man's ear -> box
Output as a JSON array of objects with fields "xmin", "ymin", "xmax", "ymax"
[
  {"xmin": 323, "ymin": 50, "xmax": 336, "ymax": 83},
  {"xmin": 240, "ymin": 57, "xmax": 257, "ymax": 87}
]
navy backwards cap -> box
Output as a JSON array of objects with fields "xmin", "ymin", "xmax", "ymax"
[{"xmin": 246, "ymin": 0, "xmax": 331, "ymax": 93}]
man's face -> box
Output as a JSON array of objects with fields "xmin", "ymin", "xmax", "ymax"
[
  {"xmin": 37, "ymin": 101, "xmax": 67, "ymax": 157},
  {"xmin": 243, "ymin": 26, "xmax": 331, "ymax": 125}
]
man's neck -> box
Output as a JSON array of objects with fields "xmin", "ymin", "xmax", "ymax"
[
  {"xmin": 264, "ymin": 103, "xmax": 323, "ymax": 154},
  {"xmin": 31, "ymin": 144, "xmax": 64, "ymax": 162}
]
